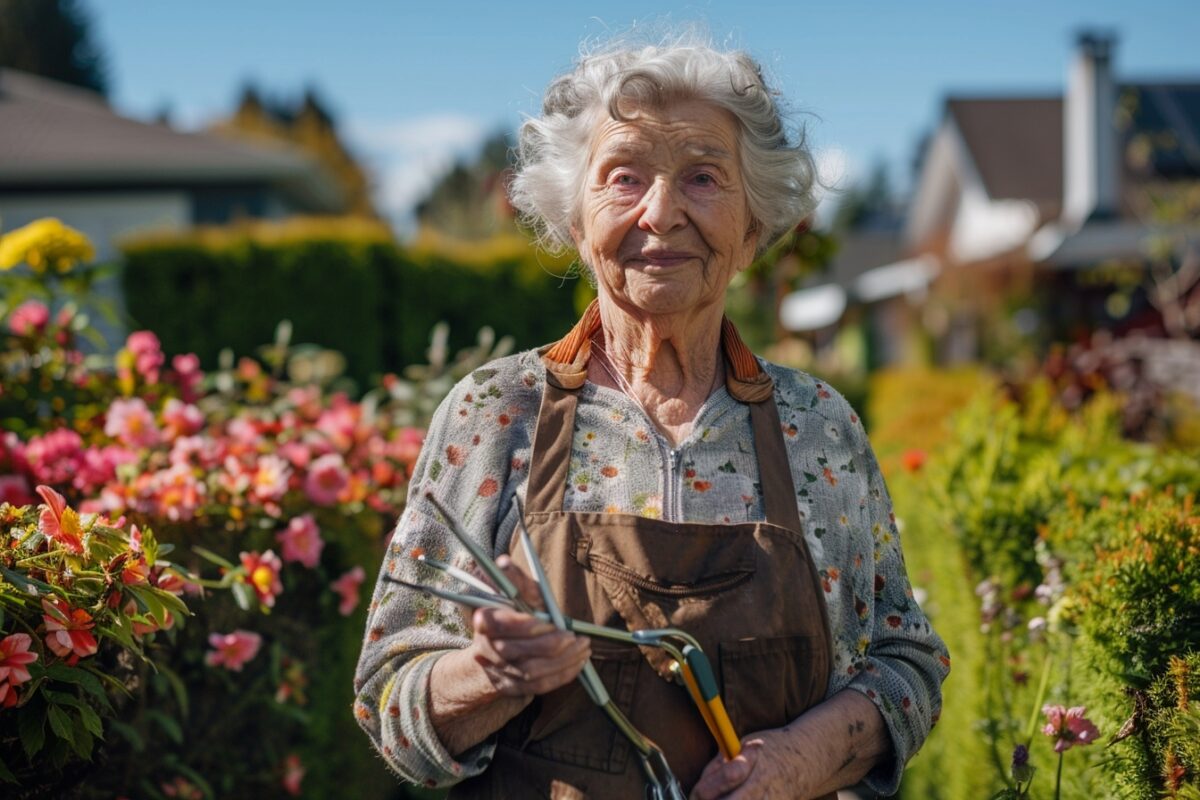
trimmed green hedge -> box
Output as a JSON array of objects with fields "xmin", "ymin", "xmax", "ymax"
[{"xmin": 120, "ymin": 224, "xmax": 581, "ymax": 391}]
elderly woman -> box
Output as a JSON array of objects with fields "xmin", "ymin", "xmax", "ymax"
[{"xmin": 354, "ymin": 37, "xmax": 949, "ymax": 799}]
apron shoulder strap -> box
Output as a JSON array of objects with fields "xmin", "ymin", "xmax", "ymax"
[{"xmin": 529, "ymin": 301, "xmax": 800, "ymax": 530}]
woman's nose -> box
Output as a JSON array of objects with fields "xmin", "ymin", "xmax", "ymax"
[{"xmin": 637, "ymin": 178, "xmax": 686, "ymax": 234}]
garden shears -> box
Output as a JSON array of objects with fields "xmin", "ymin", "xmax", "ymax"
[{"xmin": 386, "ymin": 492, "xmax": 749, "ymax": 799}]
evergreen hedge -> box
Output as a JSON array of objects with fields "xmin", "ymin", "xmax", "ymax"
[{"xmin": 120, "ymin": 222, "xmax": 581, "ymax": 392}]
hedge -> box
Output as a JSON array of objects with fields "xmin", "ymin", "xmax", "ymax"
[{"xmin": 120, "ymin": 221, "xmax": 581, "ymax": 393}]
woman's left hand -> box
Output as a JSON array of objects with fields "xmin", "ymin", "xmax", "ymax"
[{"xmin": 689, "ymin": 728, "xmax": 813, "ymax": 800}]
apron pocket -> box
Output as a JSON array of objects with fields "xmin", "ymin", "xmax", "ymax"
[
  {"xmin": 522, "ymin": 642, "xmax": 642, "ymax": 774},
  {"xmin": 718, "ymin": 635, "xmax": 822, "ymax": 737}
]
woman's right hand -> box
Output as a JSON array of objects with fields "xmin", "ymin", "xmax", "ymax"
[
  {"xmin": 466, "ymin": 554, "xmax": 591, "ymax": 700},
  {"xmin": 428, "ymin": 555, "xmax": 591, "ymax": 756}
]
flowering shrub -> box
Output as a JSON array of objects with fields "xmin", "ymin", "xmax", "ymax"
[
  {"xmin": 0, "ymin": 219, "xmax": 519, "ymax": 798},
  {"xmin": 0, "ymin": 488, "xmax": 192, "ymax": 786}
]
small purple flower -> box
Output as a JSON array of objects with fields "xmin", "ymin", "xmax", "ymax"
[{"xmin": 1011, "ymin": 743, "xmax": 1034, "ymax": 783}]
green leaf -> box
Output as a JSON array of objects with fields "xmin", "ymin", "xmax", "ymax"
[
  {"xmin": 156, "ymin": 663, "xmax": 190, "ymax": 719},
  {"xmin": 169, "ymin": 761, "xmax": 216, "ymax": 799},
  {"xmin": 0, "ymin": 564, "xmax": 55, "ymax": 594},
  {"xmin": 146, "ymin": 709, "xmax": 183, "ymax": 744},
  {"xmin": 96, "ymin": 620, "xmax": 147, "ymax": 662},
  {"xmin": 46, "ymin": 704, "xmax": 76, "ymax": 748},
  {"xmin": 192, "ymin": 545, "xmax": 236, "ymax": 570},
  {"xmin": 47, "ymin": 664, "xmax": 114, "ymax": 712},
  {"xmin": 18, "ymin": 700, "xmax": 46, "ymax": 760},
  {"xmin": 230, "ymin": 581, "xmax": 255, "ymax": 612},
  {"xmin": 76, "ymin": 703, "xmax": 104, "ymax": 739},
  {"xmin": 66, "ymin": 724, "xmax": 93, "ymax": 760},
  {"xmin": 109, "ymin": 719, "xmax": 144, "ymax": 752},
  {"xmin": 148, "ymin": 586, "xmax": 190, "ymax": 619},
  {"xmin": 471, "ymin": 368, "xmax": 497, "ymax": 385},
  {"xmin": 0, "ymin": 752, "xmax": 16, "ymax": 783},
  {"xmin": 127, "ymin": 585, "xmax": 166, "ymax": 627}
]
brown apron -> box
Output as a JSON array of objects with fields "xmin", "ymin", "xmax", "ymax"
[{"xmin": 454, "ymin": 308, "xmax": 836, "ymax": 800}]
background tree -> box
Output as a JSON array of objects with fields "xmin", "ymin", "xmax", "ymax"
[{"xmin": 0, "ymin": 0, "xmax": 108, "ymax": 97}]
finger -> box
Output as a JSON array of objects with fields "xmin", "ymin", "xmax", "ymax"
[
  {"xmin": 496, "ymin": 554, "xmax": 546, "ymax": 611},
  {"xmin": 473, "ymin": 606, "xmax": 557, "ymax": 638},
  {"xmin": 689, "ymin": 743, "xmax": 760, "ymax": 800},
  {"xmin": 490, "ymin": 630, "xmax": 583, "ymax": 662},
  {"xmin": 476, "ymin": 637, "xmax": 591, "ymax": 695}
]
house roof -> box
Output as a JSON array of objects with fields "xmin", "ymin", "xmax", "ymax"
[
  {"xmin": 0, "ymin": 69, "xmax": 344, "ymax": 210},
  {"xmin": 946, "ymin": 96, "xmax": 1063, "ymax": 212},
  {"xmin": 946, "ymin": 81, "xmax": 1200, "ymax": 215}
]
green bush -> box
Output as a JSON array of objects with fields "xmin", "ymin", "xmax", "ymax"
[
  {"xmin": 877, "ymin": 372, "xmax": 1200, "ymax": 799},
  {"xmin": 120, "ymin": 222, "xmax": 581, "ymax": 393}
]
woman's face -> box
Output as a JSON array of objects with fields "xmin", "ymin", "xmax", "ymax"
[{"xmin": 571, "ymin": 99, "xmax": 759, "ymax": 318}]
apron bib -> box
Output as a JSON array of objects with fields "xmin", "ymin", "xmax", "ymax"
[{"xmin": 454, "ymin": 309, "xmax": 835, "ymax": 799}]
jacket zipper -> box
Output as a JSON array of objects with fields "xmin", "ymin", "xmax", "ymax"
[{"xmin": 663, "ymin": 444, "xmax": 682, "ymax": 522}]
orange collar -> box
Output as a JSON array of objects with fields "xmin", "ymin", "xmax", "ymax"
[{"xmin": 538, "ymin": 299, "xmax": 774, "ymax": 403}]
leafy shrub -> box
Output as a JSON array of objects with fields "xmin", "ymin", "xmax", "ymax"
[{"xmin": 120, "ymin": 220, "xmax": 580, "ymax": 391}]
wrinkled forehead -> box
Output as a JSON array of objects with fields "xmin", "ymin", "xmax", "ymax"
[{"xmin": 585, "ymin": 100, "xmax": 741, "ymax": 168}]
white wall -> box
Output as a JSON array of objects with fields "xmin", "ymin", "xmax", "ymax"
[{"xmin": 0, "ymin": 191, "xmax": 190, "ymax": 348}]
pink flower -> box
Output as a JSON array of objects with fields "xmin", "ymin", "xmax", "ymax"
[
  {"xmin": 24, "ymin": 428, "xmax": 85, "ymax": 485},
  {"xmin": 161, "ymin": 398, "xmax": 204, "ymax": 440},
  {"xmin": 217, "ymin": 455, "xmax": 251, "ymax": 496},
  {"xmin": 1042, "ymin": 704, "xmax": 1101, "ymax": 752},
  {"xmin": 205, "ymin": 630, "xmax": 262, "ymax": 671},
  {"xmin": 227, "ymin": 417, "xmax": 262, "ymax": 447},
  {"xmin": 42, "ymin": 597, "xmax": 98, "ymax": 664},
  {"xmin": 36, "ymin": 484, "xmax": 85, "ymax": 554},
  {"xmin": 105, "ymin": 397, "xmax": 161, "ymax": 448},
  {"xmin": 8, "ymin": 300, "xmax": 50, "ymax": 336},
  {"xmin": 251, "ymin": 454, "xmax": 292, "ymax": 503},
  {"xmin": 278, "ymin": 441, "xmax": 312, "ymax": 470},
  {"xmin": 125, "ymin": 331, "xmax": 164, "ymax": 384},
  {"xmin": 281, "ymin": 753, "xmax": 305, "ymax": 796},
  {"xmin": 0, "ymin": 632, "xmax": 39, "ymax": 707},
  {"xmin": 0, "ymin": 474, "xmax": 34, "ymax": 507},
  {"xmin": 152, "ymin": 462, "xmax": 204, "ymax": 521},
  {"xmin": 74, "ymin": 444, "xmax": 137, "ymax": 494},
  {"xmin": 304, "ymin": 453, "xmax": 349, "ymax": 506},
  {"xmin": 170, "ymin": 353, "xmax": 204, "ymax": 403},
  {"xmin": 331, "ymin": 566, "xmax": 366, "ymax": 616},
  {"xmin": 277, "ymin": 514, "xmax": 324, "ymax": 568},
  {"xmin": 240, "ymin": 550, "xmax": 284, "ymax": 607}
]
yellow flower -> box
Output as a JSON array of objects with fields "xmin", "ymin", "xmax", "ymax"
[{"xmin": 0, "ymin": 218, "xmax": 94, "ymax": 273}]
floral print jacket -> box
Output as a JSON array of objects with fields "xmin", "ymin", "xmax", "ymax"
[{"xmin": 353, "ymin": 349, "xmax": 950, "ymax": 795}]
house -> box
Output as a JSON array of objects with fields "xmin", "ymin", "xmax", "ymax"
[
  {"xmin": 783, "ymin": 32, "xmax": 1200, "ymax": 384},
  {"xmin": 0, "ymin": 68, "xmax": 347, "ymax": 263}
]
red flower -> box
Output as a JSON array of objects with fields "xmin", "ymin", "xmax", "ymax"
[
  {"xmin": 239, "ymin": 550, "xmax": 284, "ymax": 607},
  {"xmin": 822, "ymin": 467, "xmax": 838, "ymax": 487},
  {"xmin": 478, "ymin": 478, "xmax": 498, "ymax": 498},
  {"xmin": 600, "ymin": 466, "xmax": 618, "ymax": 478},
  {"xmin": 901, "ymin": 449, "xmax": 928, "ymax": 473},
  {"xmin": 692, "ymin": 481, "xmax": 712, "ymax": 492},
  {"xmin": 42, "ymin": 597, "xmax": 98, "ymax": 664},
  {"xmin": 36, "ymin": 485, "xmax": 84, "ymax": 554},
  {"xmin": 445, "ymin": 445, "xmax": 465, "ymax": 466}
]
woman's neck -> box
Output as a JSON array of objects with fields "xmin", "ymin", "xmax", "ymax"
[{"xmin": 589, "ymin": 297, "xmax": 726, "ymax": 447}]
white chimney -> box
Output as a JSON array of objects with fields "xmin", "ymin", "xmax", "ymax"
[{"xmin": 1063, "ymin": 32, "xmax": 1120, "ymax": 227}]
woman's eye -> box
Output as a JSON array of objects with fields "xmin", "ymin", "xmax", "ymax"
[
  {"xmin": 611, "ymin": 173, "xmax": 638, "ymax": 187},
  {"xmin": 692, "ymin": 172, "xmax": 716, "ymax": 186}
]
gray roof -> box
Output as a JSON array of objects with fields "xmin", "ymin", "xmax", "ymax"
[
  {"xmin": 0, "ymin": 69, "xmax": 343, "ymax": 209},
  {"xmin": 946, "ymin": 81, "xmax": 1200, "ymax": 219}
]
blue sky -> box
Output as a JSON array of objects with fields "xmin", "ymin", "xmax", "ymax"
[{"xmin": 86, "ymin": 1, "xmax": 1199, "ymax": 228}]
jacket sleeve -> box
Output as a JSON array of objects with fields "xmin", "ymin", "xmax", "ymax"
[
  {"xmin": 839, "ymin": 403, "xmax": 951, "ymax": 796},
  {"xmin": 352, "ymin": 360, "xmax": 532, "ymax": 789}
]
